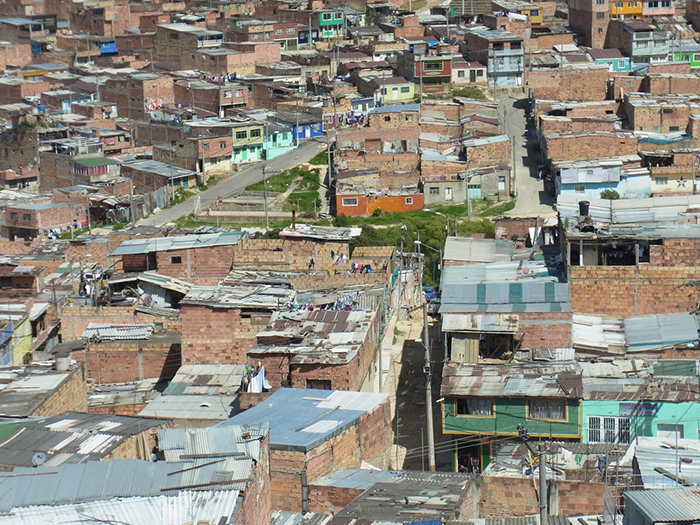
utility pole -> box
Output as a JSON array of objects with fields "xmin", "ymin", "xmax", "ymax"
[
  {"xmin": 539, "ymin": 443, "xmax": 548, "ymax": 525},
  {"xmin": 416, "ymin": 233, "xmax": 436, "ymax": 472},
  {"xmin": 262, "ymin": 166, "xmax": 270, "ymax": 230}
]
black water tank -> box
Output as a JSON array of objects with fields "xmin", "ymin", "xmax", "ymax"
[{"xmin": 579, "ymin": 200, "xmax": 590, "ymax": 216}]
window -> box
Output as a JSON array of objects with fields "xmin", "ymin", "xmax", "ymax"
[
  {"xmin": 405, "ymin": 197, "xmax": 413, "ymax": 205},
  {"xmin": 598, "ymin": 28, "xmax": 604, "ymax": 33},
  {"xmin": 9, "ymin": 212, "xmax": 17, "ymax": 220},
  {"xmin": 169, "ymin": 33, "xmax": 178, "ymax": 40},
  {"xmin": 596, "ymin": 11, "xmax": 606, "ymax": 18},
  {"xmin": 322, "ymin": 12, "xmax": 332, "ymax": 19},
  {"xmin": 223, "ymin": 90, "xmax": 232, "ymax": 98},
  {"xmin": 307, "ymin": 379, "xmax": 331, "ymax": 389},
  {"xmin": 626, "ymin": 80, "xmax": 633, "ymax": 87},
  {"xmin": 342, "ymin": 197, "xmax": 358, "ymax": 206},
  {"xmin": 405, "ymin": 114, "xmax": 413, "ymax": 121},
  {"xmin": 477, "ymin": 69, "xmax": 484, "ymax": 76},
  {"xmin": 528, "ymin": 399, "xmax": 566, "ymax": 420},
  {"xmin": 456, "ymin": 398, "xmax": 493, "ymax": 416},
  {"xmin": 275, "ymin": 28, "xmax": 284, "ymax": 35},
  {"xmin": 669, "ymin": 126, "xmax": 679, "ymax": 132},
  {"xmin": 287, "ymin": 27, "xmax": 295, "ymax": 34},
  {"xmin": 384, "ymin": 116, "xmax": 391, "ymax": 122},
  {"xmin": 236, "ymin": 130, "xmax": 248, "ymax": 139},
  {"xmin": 251, "ymin": 33, "xmax": 260, "ymax": 40},
  {"xmin": 336, "ymin": 12, "xmax": 343, "ymax": 18},
  {"xmin": 616, "ymin": 1, "xmax": 623, "ymax": 6},
  {"xmin": 656, "ymin": 177, "xmax": 668, "ymax": 185},
  {"xmin": 530, "ymin": 9, "xmax": 538, "ymax": 15},
  {"xmin": 264, "ymin": 32, "xmax": 271, "ymax": 39},
  {"xmin": 662, "ymin": 108, "xmax": 673, "ymax": 114},
  {"xmin": 22, "ymin": 213, "xmax": 31, "ymax": 221},
  {"xmin": 171, "ymin": 256, "xmax": 182, "ymax": 264},
  {"xmin": 429, "ymin": 187, "xmax": 439, "ymax": 194},
  {"xmin": 401, "ymin": 86, "xmax": 410, "ymax": 93},
  {"xmin": 628, "ymin": 1, "xmax": 637, "ymax": 5},
  {"xmin": 458, "ymin": 70, "xmax": 465, "ymax": 78},
  {"xmin": 618, "ymin": 60, "xmax": 626, "ymax": 68},
  {"xmin": 597, "ymin": 0, "xmax": 605, "ymax": 4},
  {"xmin": 203, "ymin": 142, "xmax": 210, "ymax": 151},
  {"xmin": 694, "ymin": 54, "xmax": 700, "ymax": 62},
  {"xmin": 575, "ymin": 185, "xmax": 586, "ymax": 193},
  {"xmin": 220, "ymin": 140, "xmax": 226, "ymax": 148},
  {"xmin": 587, "ymin": 416, "xmax": 631, "ymax": 444},
  {"xmin": 250, "ymin": 129, "xmax": 261, "ymax": 138},
  {"xmin": 381, "ymin": 87, "xmax": 387, "ymax": 95},
  {"xmin": 424, "ymin": 61, "xmax": 443, "ymax": 71}
]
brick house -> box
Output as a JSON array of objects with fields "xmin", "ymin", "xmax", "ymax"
[
  {"xmin": 101, "ymin": 73, "xmax": 174, "ymax": 121},
  {"xmin": 3, "ymin": 201, "xmax": 87, "ymax": 240},
  {"xmin": 336, "ymin": 187, "xmax": 424, "ymax": 216},
  {"xmin": 120, "ymin": 159, "xmax": 198, "ymax": 191},
  {"xmin": 0, "ymin": 412, "xmax": 169, "ymax": 469},
  {"xmin": 0, "ymin": 361, "xmax": 88, "ymax": 418},
  {"xmin": 179, "ymin": 285, "xmax": 296, "ymax": 366},
  {"xmin": 110, "ymin": 231, "xmax": 246, "ymax": 282},
  {"xmin": 77, "ymin": 323, "xmax": 181, "ymax": 384},
  {"xmin": 155, "ymin": 23, "xmax": 223, "ymax": 61},
  {"xmin": 220, "ymin": 388, "xmax": 393, "ymax": 512},
  {"xmin": 173, "ymin": 80, "xmax": 249, "ymax": 115},
  {"xmin": 559, "ymin": 194, "xmax": 700, "ymax": 318}
]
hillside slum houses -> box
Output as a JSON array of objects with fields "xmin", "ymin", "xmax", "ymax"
[{"xmin": 3, "ymin": 0, "xmax": 700, "ymax": 521}]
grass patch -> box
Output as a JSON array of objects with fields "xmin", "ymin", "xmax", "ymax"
[
  {"xmin": 111, "ymin": 222, "xmax": 128, "ymax": 231},
  {"xmin": 475, "ymin": 200, "xmax": 516, "ymax": 217},
  {"xmin": 309, "ymin": 150, "xmax": 328, "ymax": 166},
  {"xmin": 400, "ymin": 0, "xmax": 427, "ymax": 11},
  {"xmin": 246, "ymin": 169, "xmax": 296, "ymax": 192},
  {"xmin": 58, "ymin": 227, "xmax": 89, "ymax": 239},
  {"xmin": 452, "ymin": 86, "xmax": 488, "ymax": 99}
]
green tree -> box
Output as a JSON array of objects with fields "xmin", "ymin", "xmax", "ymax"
[{"xmin": 600, "ymin": 189, "xmax": 621, "ymax": 200}]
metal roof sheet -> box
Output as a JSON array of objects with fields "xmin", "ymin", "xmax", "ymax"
[
  {"xmin": 138, "ymin": 394, "xmax": 239, "ymax": 421},
  {"xmin": 0, "ymin": 490, "xmax": 241, "ymax": 525},
  {"xmin": 110, "ymin": 231, "xmax": 246, "ymax": 256},
  {"xmin": 82, "ymin": 323, "xmax": 153, "ymax": 341},
  {"xmin": 624, "ymin": 488, "xmax": 700, "ymax": 523},
  {"xmin": 625, "ymin": 313, "xmax": 699, "ymax": 352},
  {"xmin": 217, "ymin": 388, "xmax": 388, "ymax": 452},
  {"xmin": 163, "ymin": 364, "xmax": 246, "ymax": 396},
  {"xmin": 443, "ymin": 237, "xmax": 513, "ymax": 263}
]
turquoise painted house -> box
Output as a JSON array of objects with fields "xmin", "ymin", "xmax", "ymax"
[
  {"xmin": 588, "ymin": 48, "xmax": 631, "ymax": 72},
  {"xmin": 265, "ymin": 123, "xmax": 296, "ymax": 159}
]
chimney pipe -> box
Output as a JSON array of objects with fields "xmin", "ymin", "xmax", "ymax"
[{"xmin": 292, "ymin": 210, "xmax": 296, "ymax": 230}]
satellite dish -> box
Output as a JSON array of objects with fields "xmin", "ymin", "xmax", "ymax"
[{"xmin": 32, "ymin": 452, "xmax": 47, "ymax": 466}]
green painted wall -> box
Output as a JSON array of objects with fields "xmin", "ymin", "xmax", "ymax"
[{"xmin": 443, "ymin": 397, "xmax": 581, "ymax": 439}]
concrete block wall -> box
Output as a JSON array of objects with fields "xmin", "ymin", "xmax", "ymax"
[
  {"xmin": 32, "ymin": 363, "xmax": 88, "ymax": 417},
  {"xmin": 569, "ymin": 265, "xmax": 700, "ymax": 316}
]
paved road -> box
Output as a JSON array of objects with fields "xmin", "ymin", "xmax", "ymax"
[
  {"xmin": 499, "ymin": 97, "xmax": 556, "ymax": 218},
  {"xmin": 137, "ymin": 138, "xmax": 327, "ymax": 227}
]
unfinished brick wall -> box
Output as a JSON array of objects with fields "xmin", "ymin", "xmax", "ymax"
[
  {"xmin": 105, "ymin": 424, "xmax": 170, "ymax": 461},
  {"xmin": 307, "ymin": 485, "xmax": 364, "ymax": 514},
  {"xmin": 180, "ymin": 304, "xmax": 266, "ymax": 364},
  {"xmin": 60, "ymin": 305, "xmax": 179, "ymax": 341},
  {"xmin": 74, "ymin": 340, "xmax": 181, "ymax": 383},
  {"xmin": 236, "ymin": 434, "xmax": 271, "ymax": 525},
  {"xmin": 539, "ymin": 116, "xmax": 617, "ymax": 135},
  {"xmin": 155, "ymin": 244, "xmax": 235, "ymax": 282},
  {"xmin": 569, "ymin": 266, "xmax": 700, "ymax": 316},
  {"xmin": 518, "ymin": 312, "xmax": 572, "ymax": 349},
  {"xmin": 233, "ymin": 238, "xmax": 353, "ymax": 272},
  {"xmin": 32, "ymin": 363, "xmax": 88, "ymax": 417},
  {"xmin": 649, "ymin": 239, "xmax": 700, "ymax": 266},
  {"xmin": 89, "ymin": 403, "xmax": 149, "ymax": 416},
  {"xmin": 474, "ymin": 475, "xmax": 605, "ymax": 519},
  {"xmin": 645, "ymin": 74, "xmax": 700, "ymax": 95},
  {"xmin": 527, "ymin": 67, "xmax": 611, "ymax": 101},
  {"xmin": 494, "ymin": 218, "xmax": 536, "ymax": 241},
  {"xmin": 543, "ymin": 133, "xmax": 638, "ymax": 162}
]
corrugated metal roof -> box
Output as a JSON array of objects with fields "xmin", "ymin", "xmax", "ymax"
[
  {"xmin": 311, "ymin": 468, "xmax": 398, "ymax": 490},
  {"xmin": 218, "ymin": 389, "xmax": 388, "ymax": 452},
  {"xmin": 625, "ymin": 313, "xmax": 699, "ymax": 352},
  {"xmin": 138, "ymin": 394, "xmax": 239, "ymax": 421},
  {"xmin": 623, "ymin": 437, "xmax": 700, "ymax": 490},
  {"xmin": 442, "ymin": 313, "xmax": 518, "ymax": 333},
  {"xmin": 0, "ymin": 490, "xmax": 241, "ymax": 525},
  {"xmin": 110, "ymin": 231, "xmax": 246, "ymax": 256},
  {"xmin": 182, "ymin": 284, "xmax": 296, "ymax": 309},
  {"xmin": 163, "ymin": 364, "xmax": 246, "ymax": 396},
  {"xmin": 443, "ymin": 237, "xmax": 513, "ymax": 263},
  {"xmin": 624, "ymin": 487, "xmax": 700, "ymax": 522},
  {"xmin": 82, "ymin": 323, "xmax": 153, "ymax": 341},
  {"xmin": 0, "ymin": 459, "xmax": 246, "ymax": 511}
]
